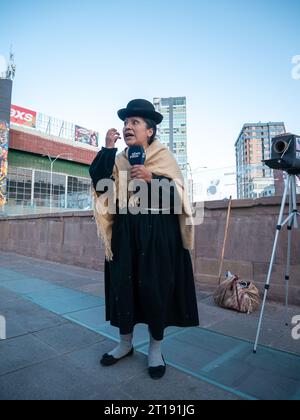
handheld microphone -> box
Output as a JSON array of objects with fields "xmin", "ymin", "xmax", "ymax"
[{"xmin": 128, "ymin": 146, "xmax": 146, "ymax": 166}]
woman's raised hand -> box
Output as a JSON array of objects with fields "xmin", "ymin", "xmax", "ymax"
[{"xmin": 105, "ymin": 129, "xmax": 121, "ymax": 149}]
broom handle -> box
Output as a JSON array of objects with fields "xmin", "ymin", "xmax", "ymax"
[{"xmin": 218, "ymin": 196, "xmax": 232, "ymax": 285}]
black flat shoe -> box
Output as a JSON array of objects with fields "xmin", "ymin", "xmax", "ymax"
[
  {"xmin": 100, "ymin": 348, "xmax": 134, "ymax": 367},
  {"xmin": 148, "ymin": 356, "xmax": 166, "ymax": 380}
]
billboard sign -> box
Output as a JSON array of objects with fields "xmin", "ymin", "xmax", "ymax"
[
  {"xmin": 75, "ymin": 125, "xmax": 98, "ymax": 147},
  {"xmin": 10, "ymin": 104, "xmax": 36, "ymax": 128}
]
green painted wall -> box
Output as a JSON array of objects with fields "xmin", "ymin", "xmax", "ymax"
[{"xmin": 8, "ymin": 150, "xmax": 90, "ymax": 178}]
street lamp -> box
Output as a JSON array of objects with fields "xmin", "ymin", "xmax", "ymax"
[
  {"xmin": 192, "ymin": 165, "xmax": 208, "ymax": 173},
  {"xmin": 43, "ymin": 152, "xmax": 73, "ymax": 211},
  {"xmin": 186, "ymin": 163, "xmax": 208, "ymax": 203}
]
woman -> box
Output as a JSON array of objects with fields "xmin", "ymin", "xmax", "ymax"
[{"xmin": 89, "ymin": 99, "xmax": 199, "ymax": 380}]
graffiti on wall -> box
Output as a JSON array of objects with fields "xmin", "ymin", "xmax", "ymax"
[{"xmin": 0, "ymin": 120, "xmax": 9, "ymax": 207}]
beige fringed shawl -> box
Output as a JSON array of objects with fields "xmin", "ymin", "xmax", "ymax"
[{"xmin": 93, "ymin": 139, "xmax": 194, "ymax": 261}]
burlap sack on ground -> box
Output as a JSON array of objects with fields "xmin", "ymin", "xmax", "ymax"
[{"xmin": 214, "ymin": 275, "xmax": 260, "ymax": 314}]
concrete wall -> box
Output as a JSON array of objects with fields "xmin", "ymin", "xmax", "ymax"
[
  {"xmin": 0, "ymin": 211, "xmax": 105, "ymax": 272},
  {"xmin": 0, "ymin": 196, "xmax": 299, "ymax": 305}
]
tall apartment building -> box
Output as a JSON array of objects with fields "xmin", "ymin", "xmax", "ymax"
[
  {"xmin": 235, "ymin": 122, "xmax": 286, "ymax": 199},
  {"xmin": 153, "ymin": 97, "xmax": 188, "ymax": 179}
]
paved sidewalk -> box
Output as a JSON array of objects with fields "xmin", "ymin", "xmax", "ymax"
[{"xmin": 0, "ymin": 252, "xmax": 299, "ymax": 400}]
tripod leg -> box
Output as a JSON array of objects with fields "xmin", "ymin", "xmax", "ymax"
[
  {"xmin": 253, "ymin": 175, "xmax": 290, "ymax": 353},
  {"xmin": 285, "ymin": 177, "xmax": 293, "ymax": 326},
  {"xmin": 291, "ymin": 176, "xmax": 299, "ymax": 228}
]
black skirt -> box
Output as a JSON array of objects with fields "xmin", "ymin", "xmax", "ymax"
[{"xmin": 104, "ymin": 211, "xmax": 199, "ymax": 341}]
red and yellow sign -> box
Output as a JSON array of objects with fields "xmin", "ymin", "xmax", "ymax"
[{"xmin": 10, "ymin": 105, "xmax": 36, "ymax": 128}]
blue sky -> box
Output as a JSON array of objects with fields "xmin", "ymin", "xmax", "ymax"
[{"xmin": 0, "ymin": 0, "xmax": 300, "ymax": 170}]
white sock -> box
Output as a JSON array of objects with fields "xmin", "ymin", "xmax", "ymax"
[
  {"xmin": 108, "ymin": 333, "xmax": 133, "ymax": 359},
  {"xmin": 148, "ymin": 331, "xmax": 164, "ymax": 368}
]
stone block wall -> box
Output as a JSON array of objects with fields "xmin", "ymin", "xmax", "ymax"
[{"xmin": 0, "ymin": 196, "xmax": 299, "ymax": 305}]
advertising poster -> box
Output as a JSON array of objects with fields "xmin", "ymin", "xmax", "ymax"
[
  {"xmin": 75, "ymin": 125, "xmax": 99, "ymax": 147},
  {"xmin": 10, "ymin": 104, "xmax": 37, "ymax": 128}
]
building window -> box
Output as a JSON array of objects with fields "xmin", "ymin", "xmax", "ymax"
[
  {"xmin": 67, "ymin": 176, "xmax": 91, "ymax": 210},
  {"xmin": 6, "ymin": 167, "xmax": 32, "ymax": 205},
  {"xmin": 6, "ymin": 166, "xmax": 92, "ymax": 212}
]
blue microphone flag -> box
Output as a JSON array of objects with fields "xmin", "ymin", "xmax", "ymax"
[{"xmin": 128, "ymin": 146, "xmax": 146, "ymax": 166}]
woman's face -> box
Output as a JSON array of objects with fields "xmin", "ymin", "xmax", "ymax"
[{"xmin": 123, "ymin": 117, "xmax": 153, "ymax": 148}]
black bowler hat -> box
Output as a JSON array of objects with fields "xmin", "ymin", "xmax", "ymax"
[{"xmin": 118, "ymin": 99, "xmax": 164, "ymax": 125}]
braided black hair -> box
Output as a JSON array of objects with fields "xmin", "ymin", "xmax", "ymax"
[{"xmin": 143, "ymin": 118, "xmax": 157, "ymax": 145}]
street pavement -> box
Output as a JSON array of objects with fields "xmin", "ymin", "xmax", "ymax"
[{"xmin": 0, "ymin": 252, "xmax": 299, "ymax": 401}]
